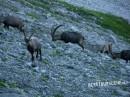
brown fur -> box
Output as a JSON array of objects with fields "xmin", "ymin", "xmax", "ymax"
[
  {"xmin": 111, "ymin": 52, "xmax": 121, "ymax": 59},
  {"xmin": 100, "ymin": 43, "xmax": 112, "ymax": 54},
  {"xmin": 51, "ymin": 25, "xmax": 85, "ymax": 49},
  {"xmin": 22, "ymin": 31, "xmax": 42, "ymax": 63},
  {"xmin": 111, "ymin": 50, "xmax": 130, "ymax": 63},
  {"xmin": 1, "ymin": 15, "xmax": 24, "ymax": 32}
]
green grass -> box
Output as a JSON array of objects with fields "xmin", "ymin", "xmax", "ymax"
[
  {"xmin": 0, "ymin": 80, "xmax": 19, "ymax": 88},
  {"xmin": 0, "ymin": 80, "xmax": 7, "ymax": 88},
  {"xmin": 17, "ymin": 0, "xmax": 130, "ymax": 42},
  {"xmin": 27, "ymin": 12, "xmax": 40, "ymax": 19},
  {"xmin": 42, "ymin": 58, "xmax": 49, "ymax": 65},
  {"xmin": 53, "ymin": 93, "xmax": 64, "ymax": 97},
  {"xmin": 50, "ymin": 49, "xmax": 63, "ymax": 57},
  {"xmin": 16, "ymin": 0, "xmax": 35, "ymax": 8},
  {"xmin": 41, "ymin": 74, "xmax": 49, "ymax": 82},
  {"xmin": 8, "ymin": 82, "xmax": 18, "ymax": 88},
  {"xmin": 24, "ymin": 0, "xmax": 50, "ymax": 10},
  {"xmin": 58, "ymin": 0, "xmax": 130, "ymax": 42},
  {"xmin": 111, "ymin": 90, "xmax": 120, "ymax": 96}
]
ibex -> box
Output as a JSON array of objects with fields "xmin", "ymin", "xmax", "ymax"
[
  {"xmin": 111, "ymin": 52, "xmax": 121, "ymax": 59},
  {"xmin": 0, "ymin": 15, "xmax": 24, "ymax": 32},
  {"xmin": 22, "ymin": 31, "xmax": 42, "ymax": 64},
  {"xmin": 51, "ymin": 25, "xmax": 85, "ymax": 49},
  {"xmin": 100, "ymin": 43, "xmax": 112, "ymax": 54},
  {"xmin": 111, "ymin": 50, "xmax": 130, "ymax": 63}
]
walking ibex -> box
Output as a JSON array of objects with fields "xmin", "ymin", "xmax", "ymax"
[
  {"xmin": 0, "ymin": 15, "xmax": 24, "ymax": 32},
  {"xmin": 51, "ymin": 25, "xmax": 86, "ymax": 49},
  {"xmin": 100, "ymin": 43, "xmax": 112, "ymax": 54},
  {"xmin": 111, "ymin": 50, "xmax": 130, "ymax": 63},
  {"xmin": 22, "ymin": 31, "xmax": 42, "ymax": 64}
]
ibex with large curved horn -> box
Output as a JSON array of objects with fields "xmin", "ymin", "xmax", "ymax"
[
  {"xmin": 51, "ymin": 25, "xmax": 86, "ymax": 49},
  {"xmin": 22, "ymin": 31, "xmax": 42, "ymax": 64}
]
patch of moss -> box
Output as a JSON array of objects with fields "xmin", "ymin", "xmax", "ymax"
[
  {"xmin": 8, "ymin": 82, "xmax": 18, "ymax": 88},
  {"xmin": 41, "ymin": 74, "xmax": 49, "ymax": 82},
  {"xmin": 53, "ymin": 93, "xmax": 64, "ymax": 97},
  {"xmin": 1, "ymin": 57, "xmax": 8, "ymax": 62},
  {"xmin": 35, "ymin": 95, "xmax": 41, "ymax": 97},
  {"xmin": 25, "ymin": 0, "xmax": 50, "ymax": 10},
  {"xmin": 27, "ymin": 12, "xmax": 40, "ymax": 19},
  {"xmin": 0, "ymin": 80, "xmax": 7, "ymax": 88},
  {"xmin": 111, "ymin": 90, "xmax": 120, "ymax": 96},
  {"xmin": 9, "ymin": 6, "xmax": 19, "ymax": 12},
  {"xmin": 54, "ymin": 11, "xmax": 81, "ymax": 23},
  {"xmin": 16, "ymin": 0, "xmax": 34, "ymax": 8},
  {"xmin": 121, "ymin": 85, "xmax": 129, "ymax": 91},
  {"xmin": 59, "ymin": 76, "xmax": 65, "ymax": 83},
  {"xmin": 110, "ymin": 64, "xmax": 120, "ymax": 70},
  {"xmin": 50, "ymin": 49, "xmax": 63, "ymax": 57},
  {"xmin": 0, "ymin": 80, "xmax": 19, "ymax": 88},
  {"xmin": 42, "ymin": 58, "xmax": 49, "ymax": 65}
]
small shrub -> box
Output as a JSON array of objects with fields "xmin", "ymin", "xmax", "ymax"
[
  {"xmin": 50, "ymin": 49, "xmax": 63, "ymax": 57},
  {"xmin": 41, "ymin": 74, "xmax": 49, "ymax": 82},
  {"xmin": 0, "ymin": 80, "xmax": 8, "ymax": 88},
  {"xmin": 53, "ymin": 93, "xmax": 64, "ymax": 97}
]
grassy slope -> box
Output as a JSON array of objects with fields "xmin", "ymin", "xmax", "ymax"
[
  {"xmin": 59, "ymin": 0, "xmax": 130, "ymax": 42},
  {"xmin": 17, "ymin": 0, "xmax": 130, "ymax": 42}
]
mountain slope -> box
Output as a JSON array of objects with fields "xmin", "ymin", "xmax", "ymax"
[{"xmin": 0, "ymin": 0, "xmax": 130, "ymax": 97}]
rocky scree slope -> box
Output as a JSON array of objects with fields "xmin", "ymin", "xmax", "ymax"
[{"xmin": 0, "ymin": 0, "xmax": 130, "ymax": 97}]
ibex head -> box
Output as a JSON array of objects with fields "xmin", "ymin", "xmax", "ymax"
[{"xmin": 22, "ymin": 31, "xmax": 34, "ymax": 44}]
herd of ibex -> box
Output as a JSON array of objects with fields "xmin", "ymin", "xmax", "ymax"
[{"xmin": 0, "ymin": 15, "xmax": 130, "ymax": 66}]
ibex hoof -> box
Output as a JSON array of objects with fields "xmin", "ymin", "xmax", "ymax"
[{"xmin": 32, "ymin": 63, "xmax": 36, "ymax": 67}]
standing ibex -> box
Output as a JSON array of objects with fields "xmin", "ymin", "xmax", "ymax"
[
  {"xmin": 111, "ymin": 50, "xmax": 130, "ymax": 63},
  {"xmin": 51, "ymin": 25, "xmax": 85, "ymax": 49},
  {"xmin": 22, "ymin": 31, "xmax": 42, "ymax": 64},
  {"xmin": 100, "ymin": 43, "xmax": 112, "ymax": 54},
  {"xmin": 0, "ymin": 15, "xmax": 24, "ymax": 32}
]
